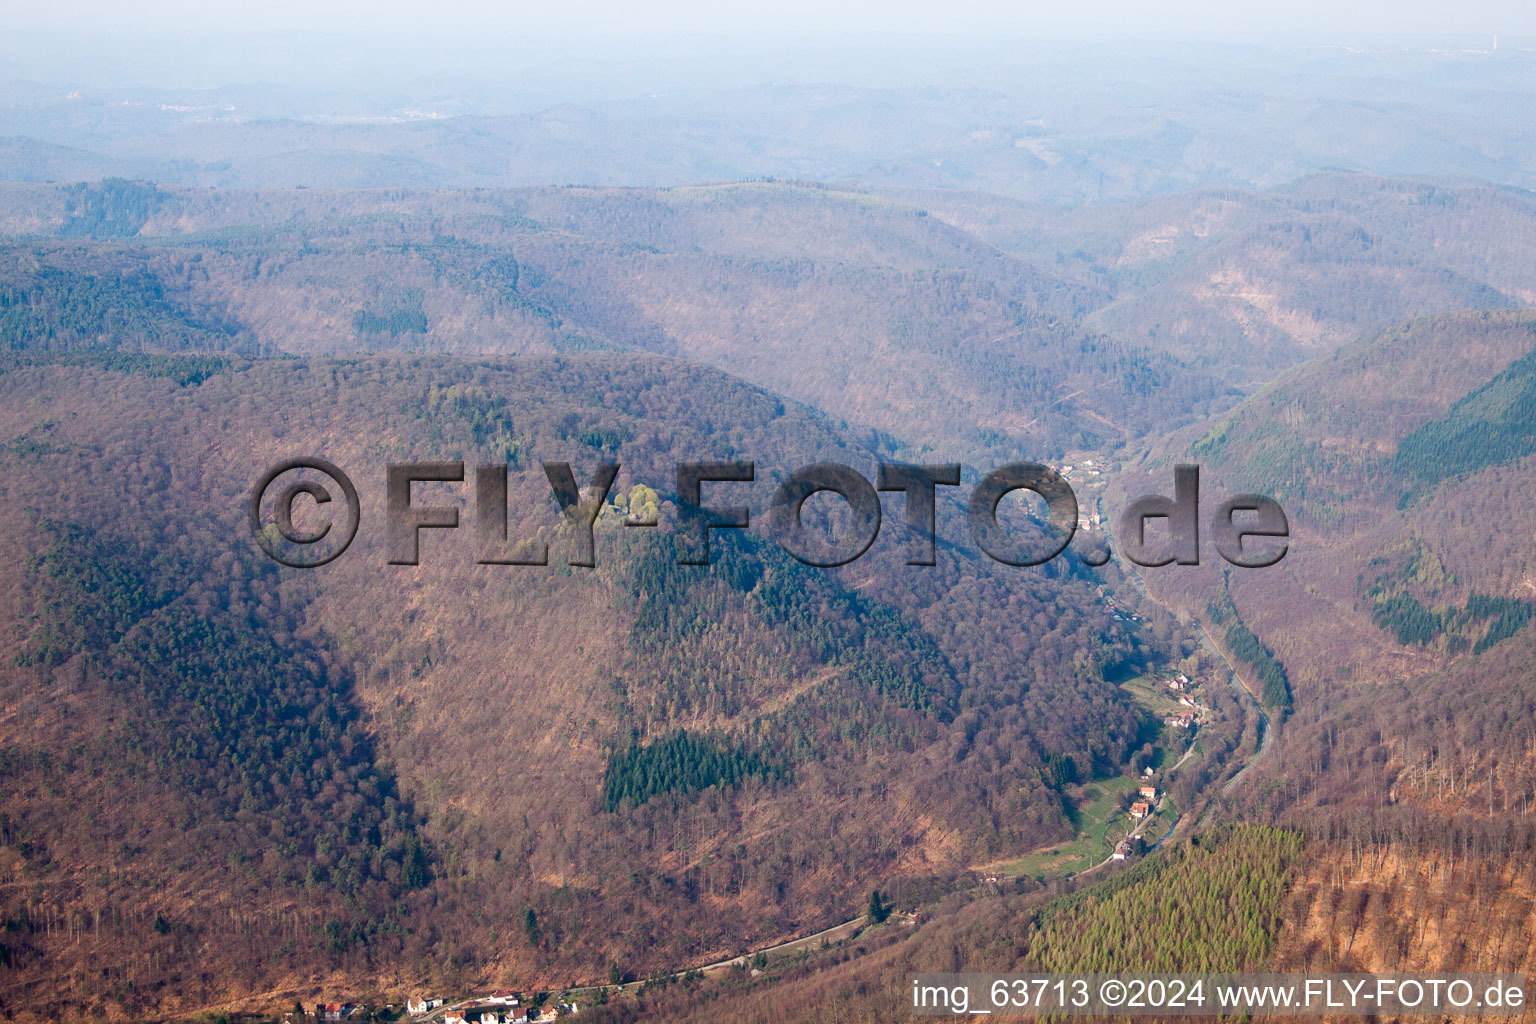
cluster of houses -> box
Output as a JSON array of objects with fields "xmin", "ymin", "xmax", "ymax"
[
  {"xmin": 1094, "ymin": 585, "xmax": 1142, "ymax": 624},
  {"xmin": 1128, "ymin": 783, "xmax": 1158, "ymax": 820},
  {"xmin": 1053, "ymin": 459, "xmax": 1104, "ymax": 480},
  {"xmin": 409, "ymin": 994, "xmax": 579, "ymax": 1024},
  {"xmin": 444, "ymin": 1005, "xmax": 576, "ymax": 1024},
  {"xmin": 1113, "ymin": 783, "xmax": 1162, "ymax": 860},
  {"xmin": 300, "ymin": 993, "xmax": 581, "ymax": 1024},
  {"xmin": 1162, "ymin": 673, "xmax": 1206, "ymax": 728},
  {"xmin": 1110, "ymin": 776, "xmax": 1166, "ymax": 861},
  {"xmin": 1072, "ymin": 464, "xmax": 1106, "ymax": 531},
  {"xmin": 1168, "ymin": 675, "xmax": 1200, "ymax": 708}
]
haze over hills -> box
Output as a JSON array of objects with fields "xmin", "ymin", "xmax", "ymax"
[{"xmin": 4, "ymin": 36, "xmax": 1536, "ymax": 201}]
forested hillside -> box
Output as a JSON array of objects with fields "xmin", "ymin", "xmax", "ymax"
[
  {"xmin": 586, "ymin": 825, "xmax": 1305, "ymax": 1024},
  {"xmin": 0, "ymin": 349, "xmax": 1170, "ymax": 1016},
  {"xmin": 916, "ymin": 174, "xmax": 1536, "ymax": 387},
  {"xmin": 5, "ymin": 175, "xmax": 1530, "ymax": 453},
  {"xmin": 1110, "ymin": 308, "xmax": 1536, "ymax": 841},
  {"xmin": 0, "ymin": 179, "xmax": 1240, "ymax": 456},
  {"xmin": 1, "ymin": 171, "xmax": 1535, "ymax": 1021}
]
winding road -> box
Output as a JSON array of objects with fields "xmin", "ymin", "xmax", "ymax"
[
  {"xmin": 421, "ymin": 541, "xmax": 1278, "ymax": 1017},
  {"xmin": 1111, "ymin": 545, "xmax": 1275, "ymax": 793}
]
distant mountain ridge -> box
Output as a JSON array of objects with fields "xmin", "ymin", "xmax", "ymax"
[
  {"xmin": 0, "ymin": 178, "xmax": 1238, "ymax": 455},
  {"xmin": 5, "ymin": 42, "xmax": 1536, "ymax": 201},
  {"xmin": 4, "ymin": 174, "xmax": 1534, "ymax": 456}
]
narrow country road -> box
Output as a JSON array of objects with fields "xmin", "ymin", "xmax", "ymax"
[
  {"xmin": 423, "ymin": 540, "xmax": 1278, "ymax": 1019},
  {"xmin": 1110, "ymin": 545, "xmax": 1274, "ymax": 793}
]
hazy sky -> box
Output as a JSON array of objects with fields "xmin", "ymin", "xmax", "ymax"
[{"xmin": 9, "ymin": 0, "xmax": 1533, "ymax": 36}]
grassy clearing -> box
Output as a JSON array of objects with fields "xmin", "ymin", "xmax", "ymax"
[
  {"xmin": 997, "ymin": 776, "xmax": 1140, "ymax": 877},
  {"xmin": 1120, "ymin": 674, "xmax": 1188, "ymax": 716}
]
